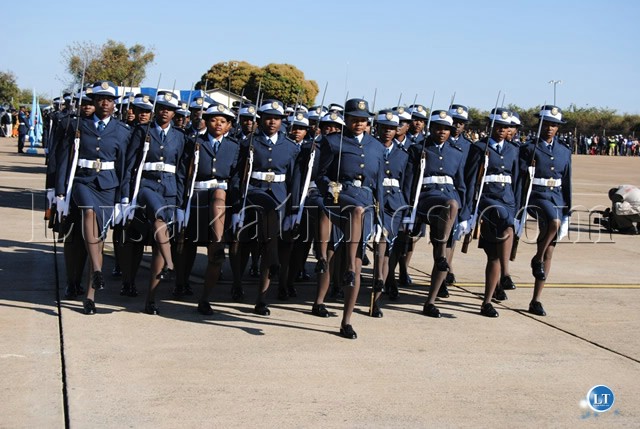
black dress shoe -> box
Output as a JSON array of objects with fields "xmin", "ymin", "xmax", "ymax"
[
  {"xmin": 531, "ymin": 258, "xmax": 546, "ymax": 281},
  {"xmin": 398, "ymin": 273, "xmax": 410, "ymax": 286},
  {"xmin": 493, "ymin": 287, "xmax": 508, "ymax": 302},
  {"xmin": 64, "ymin": 283, "xmax": 78, "ymax": 299},
  {"xmin": 231, "ymin": 286, "xmax": 245, "ymax": 302},
  {"xmin": 144, "ymin": 301, "xmax": 160, "ymax": 315},
  {"xmin": 501, "ymin": 275, "xmax": 516, "ymax": 290},
  {"xmin": 340, "ymin": 324, "xmax": 357, "ymax": 339},
  {"xmin": 480, "ymin": 303, "xmax": 499, "ymax": 317},
  {"xmin": 158, "ymin": 266, "xmax": 169, "ymax": 280},
  {"xmin": 120, "ymin": 283, "xmax": 131, "ymax": 296},
  {"xmin": 343, "ymin": 271, "xmax": 356, "ymax": 288},
  {"xmin": 197, "ymin": 301, "xmax": 214, "ymax": 316},
  {"xmin": 111, "ymin": 265, "xmax": 122, "ymax": 278},
  {"xmin": 387, "ymin": 281, "xmax": 399, "ymax": 301},
  {"xmin": 422, "ymin": 303, "xmax": 441, "ymax": 318},
  {"xmin": 128, "ymin": 284, "xmax": 138, "ymax": 297},
  {"xmin": 287, "ymin": 286, "xmax": 298, "ymax": 298},
  {"xmin": 529, "ymin": 300, "xmax": 546, "ymax": 316},
  {"xmin": 370, "ymin": 304, "xmax": 383, "ymax": 318},
  {"xmin": 91, "ymin": 271, "xmax": 104, "ymax": 290},
  {"xmin": 157, "ymin": 268, "xmax": 175, "ymax": 281},
  {"xmin": 83, "ymin": 299, "xmax": 96, "ymax": 315},
  {"xmin": 254, "ymin": 303, "xmax": 271, "ymax": 316},
  {"xmin": 311, "ymin": 303, "xmax": 330, "ymax": 318},
  {"xmin": 437, "ymin": 281, "xmax": 450, "ymax": 298},
  {"xmin": 277, "ymin": 287, "xmax": 289, "ymax": 301},
  {"xmin": 183, "ymin": 283, "xmax": 194, "ymax": 296},
  {"xmin": 435, "ymin": 257, "xmax": 450, "ymax": 272},
  {"xmin": 445, "ymin": 272, "xmax": 456, "ymax": 286},
  {"xmin": 315, "ymin": 259, "xmax": 328, "ymax": 274},
  {"xmin": 172, "ymin": 284, "xmax": 185, "ymax": 298}
]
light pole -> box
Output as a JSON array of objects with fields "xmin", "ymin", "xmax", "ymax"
[{"xmin": 548, "ymin": 80, "xmax": 562, "ymax": 105}]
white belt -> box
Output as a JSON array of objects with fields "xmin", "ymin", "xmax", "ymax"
[
  {"xmin": 143, "ymin": 162, "xmax": 176, "ymax": 173},
  {"xmin": 77, "ymin": 159, "xmax": 115, "ymax": 170},
  {"xmin": 194, "ymin": 179, "xmax": 228, "ymax": 190},
  {"xmin": 484, "ymin": 174, "xmax": 512, "ymax": 184},
  {"xmin": 382, "ymin": 178, "xmax": 400, "ymax": 187},
  {"xmin": 251, "ymin": 171, "xmax": 286, "ymax": 183},
  {"xmin": 533, "ymin": 178, "xmax": 562, "ymax": 187},
  {"xmin": 422, "ymin": 175, "xmax": 453, "ymax": 185}
]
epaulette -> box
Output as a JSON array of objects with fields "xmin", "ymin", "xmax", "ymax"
[
  {"xmin": 449, "ymin": 142, "xmax": 463, "ymax": 151},
  {"xmin": 559, "ymin": 140, "xmax": 572, "ymax": 150},
  {"xmin": 506, "ymin": 140, "xmax": 520, "ymax": 149}
]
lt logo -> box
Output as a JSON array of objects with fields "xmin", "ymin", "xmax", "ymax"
[{"xmin": 587, "ymin": 385, "xmax": 615, "ymax": 413}]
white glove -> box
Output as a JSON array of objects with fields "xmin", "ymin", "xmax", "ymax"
[
  {"xmin": 55, "ymin": 195, "xmax": 67, "ymax": 220},
  {"xmin": 557, "ymin": 215, "xmax": 570, "ymax": 240},
  {"xmin": 232, "ymin": 213, "xmax": 243, "ymax": 232},
  {"xmin": 113, "ymin": 202, "xmax": 131, "ymax": 226},
  {"xmin": 175, "ymin": 208, "xmax": 185, "ymax": 230},
  {"xmin": 46, "ymin": 189, "xmax": 55, "ymax": 208},
  {"xmin": 454, "ymin": 220, "xmax": 468, "ymax": 241},
  {"xmin": 282, "ymin": 214, "xmax": 296, "ymax": 231},
  {"xmin": 513, "ymin": 219, "xmax": 522, "ymax": 237}
]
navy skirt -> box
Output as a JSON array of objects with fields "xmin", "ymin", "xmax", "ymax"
[{"xmin": 72, "ymin": 182, "xmax": 114, "ymax": 239}]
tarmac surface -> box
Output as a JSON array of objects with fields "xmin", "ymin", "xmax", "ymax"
[{"xmin": 1, "ymin": 136, "xmax": 639, "ymax": 428}]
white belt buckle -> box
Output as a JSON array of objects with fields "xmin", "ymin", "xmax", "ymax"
[
  {"xmin": 265, "ymin": 172, "xmax": 275, "ymax": 182},
  {"xmin": 95, "ymin": 159, "xmax": 101, "ymax": 172}
]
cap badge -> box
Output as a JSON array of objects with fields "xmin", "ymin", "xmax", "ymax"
[
  {"xmin": 163, "ymin": 93, "xmax": 173, "ymax": 101},
  {"xmin": 551, "ymin": 107, "xmax": 559, "ymax": 115},
  {"xmin": 248, "ymin": 106, "xmax": 256, "ymax": 114},
  {"xmin": 296, "ymin": 113, "xmax": 304, "ymax": 120},
  {"xmin": 100, "ymin": 82, "xmax": 110, "ymax": 90},
  {"xmin": 357, "ymin": 101, "xmax": 366, "ymax": 110},
  {"xmin": 439, "ymin": 111, "xmax": 447, "ymax": 119},
  {"xmin": 271, "ymin": 101, "xmax": 280, "ymax": 110},
  {"xmin": 330, "ymin": 112, "xmax": 338, "ymax": 121},
  {"xmin": 217, "ymin": 104, "xmax": 226, "ymax": 112},
  {"xmin": 501, "ymin": 111, "xmax": 509, "ymax": 119},
  {"xmin": 456, "ymin": 106, "xmax": 464, "ymax": 114},
  {"xmin": 143, "ymin": 95, "xmax": 150, "ymax": 103},
  {"xmin": 196, "ymin": 98, "xmax": 203, "ymax": 106},
  {"xmin": 417, "ymin": 105, "xmax": 425, "ymax": 112},
  {"xmin": 86, "ymin": 88, "xmax": 93, "ymax": 94},
  {"xmin": 181, "ymin": 102, "xmax": 187, "ymax": 109},
  {"xmin": 397, "ymin": 107, "xmax": 405, "ymax": 114},
  {"xmin": 385, "ymin": 112, "xmax": 394, "ymax": 121}
]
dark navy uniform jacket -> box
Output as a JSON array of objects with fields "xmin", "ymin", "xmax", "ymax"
[
  {"xmin": 55, "ymin": 115, "xmax": 130, "ymax": 201},
  {"xmin": 47, "ymin": 111, "xmax": 75, "ymax": 189},
  {"xmin": 519, "ymin": 137, "xmax": 572, "ymax": 219},
  {"xmin": 317, "ymin": 131, "xmax": 385, "ymax": 213},
  {"xmin": 404, "ymin": 137, "xmax": 467, "ymax": 220},
  {"xmin": 407, "ymin": 131, "xmax": 425, "ymax": 146},
  {"xmin": 124, "ymin": 123, "xmax": 189, "ymax": 207},
  {"xmin": 466, "ymin": 138, "xmax": 522, "ymax": 221},
  {"xmin": 194, "ymin": 132, "xmax": 242, "ymax": 203},
  {"xmin": 241, "ymin": 129, "xmax": 301, "ymax": 211},
  {"xmin": 381, "ymin": 143, "xmax": 410, "ymax": 213}
]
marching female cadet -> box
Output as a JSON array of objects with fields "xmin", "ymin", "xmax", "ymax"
[
  {"xmin": 235, "ymin": 99, "xmax": 300, "ymax": 316},
  {"xmin": 54, "ymin": 88, "xmax": 95, "ymax": 299},
  {"xmin": 317, "ymin": 98, "xmax": 385, "ymax": 339},
  {"xmin": 519, "ymin": 105, "xmax": 572, "ymax": 316},
  {"xmin": 55, "ymin": 81, "xmax": 130, "ymax": 315},
  {"xmin": 180, "ymin": 103, "xmax": 241, "ymax": 315},
  {"xmin": 403, "ymin": 110, "xmax": 466, "ymax": 318},
  {"xmin": 125, "ymin": 91, "xmax": 189, "ymax": 315},
  {"xmin": 465, "ymin": 108, "xmax": 521, "ymax": 317},
  {"xmin": 371, "ymin": 110, "xmax": 410, "ymax": 317}
]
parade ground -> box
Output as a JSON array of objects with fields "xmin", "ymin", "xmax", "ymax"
[{"xmin": 1, "ymin": 136, "xmax": 639, "ymax": 428}]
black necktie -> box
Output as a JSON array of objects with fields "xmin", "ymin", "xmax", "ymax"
[{"xmin": 97, "ymin": 120, "xmax": 105, "ymax": 132}]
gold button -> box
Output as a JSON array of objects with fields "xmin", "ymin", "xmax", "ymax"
[
  {"xmin": 500, "ymin": 156, "xmax": 504, "ymax": 159},
  {"xmin": 268, "ymin": 147, "xmax": 272, "ymax": 151},
  {"xmin": 96, "ymin": 147, "xmax": 100, "ymax": 151},
  {"xmin": 385, "ymin": 161, "xmax": 389, "ymax": 164},
  {"xmin": 550, "ymin": 157, "xmax": 554, "ymax": 160},
  {"xmin": 213, "ymin": 158, "xmax": 216, "ymax": 162},
  {"xmin": 160, "ymin": 146, "xmax": 164, "ymax": 149},
  {"xmin": 439, "ymin": 167, "xmax": 443, "ymax": 171},
  {"xmin": 359, "ymin": 164, "xmax": 365, "ymax": 168},
  {"xmin": 440, "ymin": 188, "xmax": 444, "ymax": 191},
  {"xmin": 439, "ymin": 156, "xmax": 443, "ymax": 160},
  {"xmin": 550, "ymin": 187, "xmax": 554, "ymax": 190},
  {"xmin": 159, "ymin": 156, "xmax": 164, "ymax": 161},
  {"xmin": 386, "ymin": 190, "xmax": 391, "ymax": 194},
  {"xmin": 361, "ymin": 154, "xmax": 365, "ymax": 157},
  {"xmin": 157, "ymin": 179, "xmax": 161, "ymax": 183},
  {"xmin": 386, "ymin": 170, "xmax": 390, "ymax": 174},
  {"xmin": 268, "ymin": 168, "xmax": 272, "ymax": 172},
  {"xmin": 212, "ymin": 168, "xmax": 216, "ymax": 173},
  {"xmin": 359, "ymin": 145, "xmax": 363, "ymax": 149},
  {"xmin": 268, "ymin": 158, "xmax": 272, "ymax": 162},
  {"xmin": 551, "ymin": 166, "xmax": 555, "ymax": 171},
  {"xmin": 501, "ymin": 165, "xmax": 505, "ymax": 169},
  {"xmin": 501, "ymin": 183, "xmax": 505, "ymax": 187},
  {"xmin": 97, "ymin": 137, "xmax": 101, "ymax": 141}
]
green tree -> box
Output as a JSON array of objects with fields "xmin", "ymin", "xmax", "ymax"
[
  {"xmin": 0, "ymin": 70, "xmax": 20, "ymax": 105},
  {"xmin": 64, "ymin": 40, "xmax": 155, "ymax": 87},
  {"xmin": 197, "ymin": 61, "xmax": 319, "ymax": 106}
]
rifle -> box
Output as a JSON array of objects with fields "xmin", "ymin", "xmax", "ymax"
[
  {"xmin": 510, "ymin": 103, "xmax": 545, "ymax": 261},
  {"xmin": 58, "ymin": 64, "xmax": 86, "ymax": 223},
  {"xmin": 328, "ymin": 90, "xmax": 349, "ymax": 204},
  {"xmin": 461, "ymin": 91, "xmax": 502, "ymax": 253},
  {"xmin": 293, "ymin": 82, "xmax": 327, "ymax": 232},
  {"xmin": 124, "ymin": 75, "xmax": 162, "ymax": 227},
  {"xmin": 178, "ymin": 81, "xmax": 204, "ymax": 253},
  {"xmin": 404, "ymin": 91, "xmax": 435, "ymax": 234},
  {"xmin": 236, "ymin": 81, "xmax": 262, "ymax": 234}
]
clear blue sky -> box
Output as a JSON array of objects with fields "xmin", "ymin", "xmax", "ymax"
[{"xmin": 4, "ymin": 0, "xmax": 639, "ymax": 113}]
